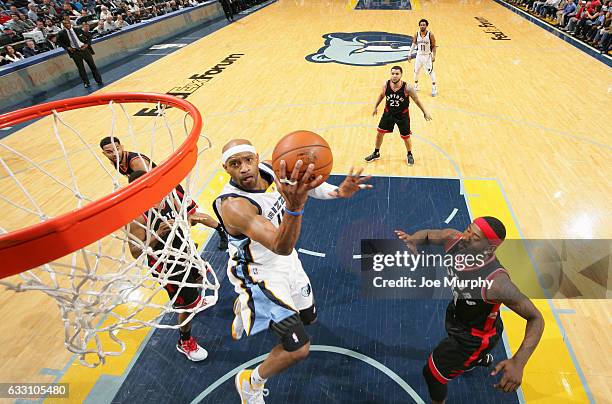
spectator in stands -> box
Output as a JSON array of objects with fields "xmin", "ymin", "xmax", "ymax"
[
  {"xmin": 45, "ymin": 18, "xmax": 61, "ymax": 34},
  {"xmin": 33, "ymin": 19, "xmax": 48, "ymax": 35},
  {"xmin": 40, "ymin": 0, "xmax": 59, "ymax": 18},
  {"xmin": 576, "ymin": 4, "xmax": 603, "ymax": 35},
  {"xmin": 3, "ymin": 44, "xmax": 24, "ymax": 62},
  {"xmin": 75, "ymin": 8, "xmax": 90, "ymax": 24},
  {"xmin": 21, "ymin": 38, "xmax": 41, "ymax": 56},
  {"xmin": 149, "ymin": 5, "xmax": 162, "ymax": 16},
  {"xmin": 93, "ymin": 18, "xmax": 106, "ymax": 35},
  {"xmin": 114, "ymin": 13, "xmax": 128, "ymax": 28},
  {"xmin": 542, "ymin": 0, "xmax": 563, "ymax": 18},
  {"xmin": 589, "ymin": 9, "xmax": 611, "ymax": 43},
  {"xmin": 18, "ymin": 12, "xmax": 34, "ymax": 28},
  {"xmin": 168, "ymin": 0, "xmax": 178, "ymax": 10},
  {"xmin": 598, "ymin": 23, "xmax": 612, "ymax": 51},
  {"xmin": 7, "ymin": 13, "xmax": 29, "ymax": 32},
  {"xmin": 57, "ymin": 18, "xmax": 103, "ymax": 87},
  {"xmin": 72, "ymin": 0, "xmax": 84, "ymax": 12},
  {"xmin": 123, "ymin": 9, "xmax": 134, "ymax": 23},
  {"xmin": 61, "ymin": 2, "xmax": 79, "ymax": 17},
  {"xmin": 563, "ymin": 1, "xmax": 589, "ymax": 30},
  {"xmin": 27, "ymin": 2, "xmax": 38, "ymax": 21},
  {"xmin": 2, "ymin": 26, "xmax": 21, "ymax": 41},
  {"xmin": 103, "ymin": 14, "xmax": 115, "ymax": 30},
  {"xmin": 46, "ymin": 31, "xmax": 59, "ymax": 49},
  {"xmin": 219, "ymin": 0, "xmax": 233, "ymax": 21},
  {"xmin": 98, "ymin": 4, "xmax": 110, "ymax": 19},
  {"xmin": 557, "ymin": 0, "xmax": 577, "ymax": 23}
]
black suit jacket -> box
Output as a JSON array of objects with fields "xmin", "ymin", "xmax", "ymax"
[{"xmin": 58, "ymin": 27, "xmax": 95, "ymax": 57}]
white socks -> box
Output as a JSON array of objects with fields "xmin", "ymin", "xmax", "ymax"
[{"xmin": 251, "ymin": 366, "xmax": 267, "ymax": 387}]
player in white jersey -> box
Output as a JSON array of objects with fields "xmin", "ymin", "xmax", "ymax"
[
  {"xmin": 214, "ymin": 139, "xmax": 371, "ymax": 403},
  {"xmin": 409, "ymin": 19, "xmax": 438, "ymax": 96}
]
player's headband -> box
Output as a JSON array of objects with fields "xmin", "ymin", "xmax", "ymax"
[
  {"xmin": 473, "ymin": 217, "xmax": 504, "ymax": 247},
  {"xmin": 221, "ymin": 145, "xmax": 257, "ymax": 164}
]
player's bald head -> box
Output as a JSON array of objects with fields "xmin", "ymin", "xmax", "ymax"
[{"xmin": 222, "ymin": 139, "xmax": 252, "ymax": 153}]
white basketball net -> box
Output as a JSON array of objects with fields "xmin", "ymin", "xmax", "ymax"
[{"xmin": 0, "ymin": 99, "xmax": 219, "ymax": 367}]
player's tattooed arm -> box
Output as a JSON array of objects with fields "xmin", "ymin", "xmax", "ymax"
[
  {"xmin": 127, "ymin": 216, "xmax": 171, "ymax": 258},
  {"xmin": 406, "ymin": 86, "xmax": 432, "ymax": 121},
  {"xmin": 130, "ymin": 154, "xmax": 154, "ymax": 172},
  {"xmin": 486, "ymin": 274, "xmax": 545, "ymax": 393},
  {"xmin": 394, "ymin": 228, "xmax": 460, "ymax": 254}
]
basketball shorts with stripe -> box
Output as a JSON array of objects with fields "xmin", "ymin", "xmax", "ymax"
[
  {"xmin": 428, "ymin": 317, "xmax": 502, "ymax": 384},
  {"xmin": 227, "ymin": 250, "xmax": 314, "ymax": 336},
  {"xmin": 377, "ymin": 111, "xmax": 411, "ymax": 138}
]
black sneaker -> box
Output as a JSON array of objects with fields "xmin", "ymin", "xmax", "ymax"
[
  {"xmin": 407, "ymin": 154, "xmax": 415, "ymax": 165},
  {"xmin": 364, "ymin": 151, "xmax": 380, "ymax": 162},
  {"xmin": 465, "ymin": 353, "xmax": 494, "ymax": 372}
]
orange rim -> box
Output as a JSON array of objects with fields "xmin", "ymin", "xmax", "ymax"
[{"xmin": 0, "ymin": 93, "xmax": 202, "ymax": 278}]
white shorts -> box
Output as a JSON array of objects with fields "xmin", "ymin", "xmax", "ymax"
[
  {"xmin": 227, "ymin": 250, "xmax": 314, "ymax": 336},
  {"xmin": 414, "ymin": 54, "xmax": 433, "ymax": 74}
]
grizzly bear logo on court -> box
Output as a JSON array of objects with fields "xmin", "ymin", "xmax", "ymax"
[{"xmin": 306, "ymin": 31, "xmax": 414, "ymax": 66}]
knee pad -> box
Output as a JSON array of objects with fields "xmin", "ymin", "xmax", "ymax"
[
  {"xmin": 423, "ymin": 365, "xmax": 448, "ymax": 402},
  {"xmin": 270, "ymin": 313, "xmax": 310, "ymax": 352},
  {"xmin": 299, "ymin": 305, "xmax": 317, "ymax": 325}
]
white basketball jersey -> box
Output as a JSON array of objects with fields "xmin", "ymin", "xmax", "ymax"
[
  {"xmin": 213, "ymin": 163, "xmax": 298, "ymax": 268},
  {"xmin": 416, "ymin": 31, "xmax": 431, "ymax": 56}
]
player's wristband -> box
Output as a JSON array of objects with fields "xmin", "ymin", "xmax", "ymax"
[{"xmin": 285, "ymin": 208, "xmax": 304, "ymax": 216}]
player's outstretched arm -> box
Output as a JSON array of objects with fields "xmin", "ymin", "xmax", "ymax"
[
  {"xmin": 395, "ymin": 228, "xmax": 460, "ymax": 253},
  {"xmin": 406, "ymin": 86, "xmax": 432, "ymax": 121},
  {"xmin": 487, "ymin": 274, "xmax": 545, "ymax": 393},
  {"xmin": 308, "ymin": 167, "xmax": 373, "ymax": 199}
]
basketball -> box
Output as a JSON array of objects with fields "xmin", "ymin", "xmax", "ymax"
[{"xmin": 272, "ymin": 130, "xmax": 333, "ymax": 182}]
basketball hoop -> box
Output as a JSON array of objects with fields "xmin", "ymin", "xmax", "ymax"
[{"xmin": 0, "ymin": 93, "xmax": 220, "ymax": 367}]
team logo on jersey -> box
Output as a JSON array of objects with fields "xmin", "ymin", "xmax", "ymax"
[
  {"xmin": 301, "ymin": 284, "xmax": 312, "ymax": 297},
  {"xmin": 306, "ymin": 31, "xmax": 413, "ymax": 66}
]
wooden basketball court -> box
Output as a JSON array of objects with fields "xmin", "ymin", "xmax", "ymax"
[{"xmin": 1, "ymin": 0, "xmax": 610, "ymax": 402}]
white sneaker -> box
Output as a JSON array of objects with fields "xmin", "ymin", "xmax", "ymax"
[
  {"xmin": 235, "ymin": 369, "xmax": 269, "ymax": 404},
  {"xmin": 232, "ymin": 298, "xmax": 244, "ymax": 340},
  {"xmin": 176, "ymin": 336, "xmax": 208, "ymax": 361},
  {"xmin": 414, "ymin": 82, "xmax": 419, "ymax": 91},
  {"xmin": 432, "ymin": 86, "xmax": 438, "ymax": 97}
]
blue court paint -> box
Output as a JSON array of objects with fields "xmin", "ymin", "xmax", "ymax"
[
  {"xmin": 111, "ymin": 176, "xmax": 517, "ymax": 403},
  {"xmin": 191, "ymin": 345, "xmax": 426, "ymax": 403},
  {"xmin": 39, "ymin": 367, "xmax": 63, "ymax": 376}
]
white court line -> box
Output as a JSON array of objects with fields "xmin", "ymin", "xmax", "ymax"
[
  {"xmin": 353, "ymin": 254, "xmax": 361, "ymax": 259},
  {"xmin": 189, "ymin": 345, "xmax": 425, "ymax": 404},
  {"xmin": 297, "ymin": 248, "xmax": 326, "ymax": 257},
  {"xmin": 444, "ymin": 208, "xmax": 458, "ymax": 224}
]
